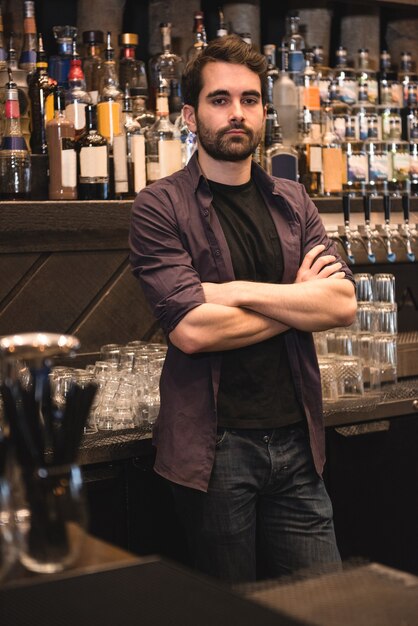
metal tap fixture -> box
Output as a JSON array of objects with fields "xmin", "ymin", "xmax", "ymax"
[
  {"xmin": 382, "ymin": 193, "xmax": 397, "ymax": 263},
  {"xmin": 401, "ymin": 192, "xmax": 416, "ymax": 262},
  {"xmin": 362, "ymin": 193, "xmax": 376, "ymax": 263}
]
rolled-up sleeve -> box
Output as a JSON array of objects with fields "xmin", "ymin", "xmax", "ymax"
[{"xmin": 129, "ymin": 186, "xmax": 205, "ymax": 335}]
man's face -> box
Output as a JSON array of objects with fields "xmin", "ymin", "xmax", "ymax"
[{"xmin": 186, "ymin": 61, "xmax": 265, "ymax": 162}]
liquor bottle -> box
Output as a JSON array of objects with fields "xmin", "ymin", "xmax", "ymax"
[
  {"xmin": 334, "ymin": 46, "xmax": 358, "ymax": 107},
  {"xmin": 145, "ymin": 76, "xmax": 182, "ymax": 183},
  {"xmin": 149, "ymin": 23, "xmax": 184, "ymax": 114},
  {"xmin": 186, "ymin": 12, "xmax": 207, "ymax": 62},
  {"xmin": 342, "ymin": 116, "xmax": 369, "ymax": 192},
  {"xmin": 378, "ymin": 50, "xmax": 402, "ymax": 106},
  {"xmin": 28, "ymin": 33, "xmax": 55, "ymax": 155},
  {"xmin": 0, "ymin": 8, "xmax": 6, "ymax": 71},
  {"xmin": 118, "ymin": 33, "xmax": 148, "ymax": 97},
  {"xmin": 76, "ymin": 104, "xmax": 109, "ymax": 200},
  {"xmin": 65, "ymin": 41, "xmax": 91, "ymax": 140},
  {"xmin": 272, "ymin": 46, "xmax": 299, "ymax": 146},
  {"xmin": 175, "ymin": 110, "xmax": 197, "ymax": 167},
  {"xmin": 121, "ymin": 85, "xmax": 146, "ymax": 195},
  {"xmin": 263, "ymin": 105, "xmax": 298, "ymax": 181},
  {"xmin": 401, "ymin": 83, "xmax": 418, "ymax": 142},
  {"xmin": 321, "ymin": 100, "xmax": 343, "ymax": 195},
  {"xmin": 263, "ymin": 44, "xmax": 279, "ymax": 83},
  {"xmin": 297, "ymin": 114, "xmax": 323, "ymax": 197},
  {"xmin": 398, "ymin": 51, "xmax": 418, "ymax": 106},
  {"xmin": 364, "ymin": 116, "xmax": 391, "ymax": 194},
  {"xmin": 97, "ymin": 32, "xmax": 123, "ymax": 146},
  {"xmin": 386, "ymin": 116, "xmax": 410, "ymax": 193},
  {"xmin": 216, "ymin": 8, "xmax": 228, "ymax": 38},
  {"xmin": 2, "ymin": 34, "xmax": 31, "ymax": 149},
  {"xmin": 49, "ymin": 25, "xmax": 78, "ymax": 89},
  {"xmin": 328, "ymin": 80, "xmax": 350, "ymax": 142},
  {"xmin": 19, "ymin": 1, "xmax": 37, "ymax": 73},
  {"xmin": 131, "ymin": 87, "xmax": 155, "ymax": 129},
  {"xmin": 46, "ymin": 86, "xmax": 77, "ymax": 200},
  {"xmin": 355, "ymin": 48, "xmax": 378, "ymax": 104},
  {"xmin": 82, "ymin": 30, "xmax": 104, "ymax": 105},
  {"xmin": 352, "ymin": 83, "xmax": 377, "ymax": 141},
  {"xmin": 410, "ymin": 122, "xmax": 418, "ymax": 194},
  {"xmin": 0, "ymin": 69, "xmax": 31, "ymax": 199},
  {"xmin": 281, "ymin": 13, "xmax": 305, "ymax": 81},
  {"xmin": 240, "ymin": 33, "xmax": 252, "ymax": 45},
  {"xmin": 312, "ymin": 45, "xmax": 333, "ymax": 105},
  {"xmin": 300, "ymin": 51, "xmax": 321, "ymax": 141}
]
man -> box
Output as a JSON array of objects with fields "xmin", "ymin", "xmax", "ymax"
[{"xmin": 129, "ymin": 35, "xmax": 357, "ymax": 584}]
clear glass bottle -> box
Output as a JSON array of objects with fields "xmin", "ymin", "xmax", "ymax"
[
  {"xmin": 342, "ymin": 116, "xmax": 369, "ymax": 193},
  {"xmin": 387, "ymin": 117, "xmax": 410, "ymax": 193},
  {"xmin": 97, "ymin": 31, "xmax": 123, "ymax": 146},
  {"xmin": 378, "ymin": 50, "xmax": 402, "ymax": 106},
  {"xmin": 297, "ymin": 115, "xmax": 323, "ymax": 197},
  {"xmin": 28, "ymin": 33, "xmax": 55, "ymax": 155},
  {"xmin": 410, "ymin": 123, "xmax": 418, "ymax": 195},
  {"xmin": 131, "ymin": 87, "xmax": 155, "ymax": 129},
  {"xmin": 281, "ymin": 13, "xmax": 305, "ymax": 81},
  {"xmin": 356, "ymin": 48, "xmax": 378, "ymax": 105},
  {"xmin": 186, "ymin": 12, "xmax": 207, "ymax": 62},
  {"xmin": 328, "ymin": 80, "xmax": 350, "ymax": 142},
  {"xmin": 121, "ymin": 85, "xmax": 146, "ymax": 195},
  {"xmin": 49, "ymin": 25, "xmax": 78, "ymax": 89},
  {"xmin": 379, "ymin": 103, "xmax": 402, "ymax": 141},
  {"xmin": 352, "ymin": 83, "xmax": 377, "ymax": 140},
  {"xmin": 312, "ymin": 45, "xmax": 333, "ymax": 106},
  {"xmin": 364, "ymin": 116, "xmax": 391, "ymax": 194},
  {"xmin": 321, "ymin": 100, "xmax": 344, "ymax": 196},
  {"xmin": 46, "ymin": 86, "xmax": 77, "ymax": 200},
  {"xmin": 398, "ymin": 51, "xmax": 418, "ymax": 107},
  {"xmin": 263, "ymin": 106, "xmax": 298, "ymax": 181},
  {"xmin": 272, "ymin": 46, "xmax": 299, "ymax": 146},
  {"xmin": 301, "ymin": 51, "xmax": 321, "ymax": 141},
  {"xmin": 19, "ymin": 1, "xmax": 37, "ymax": 73},
  {"xmin": 401, "ymin": 83, "xmax": 418, "ymax": 142},
  {"xmin": 145, "ymin": 76, "xmax": 182, "ymax": 183},
  {"xmin": 216, "ymin": 8, "xmax": 228, "ymax": 38},
  {"xmin": 65, "ymin": 41, "xmax": 91, "ymax": 140},
  {"xmin": 263, "ymin": 44, "xmax": 279, "ymax": 83},
  {"xmin": 118, "ymin": 33, "xmax": 148, "ymax": 97},
  {"xmin": 76, "ymin": 103, "xmax": 109, "ymax": 200},
  {"xmin": 2, "ymin": 34, "xmax": 31, "ymax": 149},
  {"xmin": 334, "ymin": 46, "xmax": 358, "ymax": 107},
  {"xmin": 82, "ymin": 30, "xmax": 104, "ymax": 105},
  {"xmin": 0, "ymin": 8, "xmax": 6, "ymax": 71},
  {"xmin": 149, "ymin": 23, "xmax": 184, "ymax": 116},
  {"xmin": 0, "ymin": 69, "xmax": 31, "ymax": 199}
]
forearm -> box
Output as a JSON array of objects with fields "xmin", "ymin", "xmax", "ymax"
[
  {"xmin": 169, "ymin": 303, "xmax": 289, "ymax": 353},
  {"xmin": 213, "ymin": 279, "xmax": 357, "ymax": 332}
]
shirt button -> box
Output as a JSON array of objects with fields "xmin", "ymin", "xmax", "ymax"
[
  {"xmin": 215, "ymin": 249, "xmax": 221, "ymax": 256},
  {"xmin": 203, "ymin": 209, "xmax": 209, "ymax": 217},
  {"xmin": 262, "ymin": 435, "xmax": 269, "ymax": 444}
]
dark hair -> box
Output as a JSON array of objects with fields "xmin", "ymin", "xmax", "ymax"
[{"xmin": 182, "ymin": 35, "xmax": 268, "ymax": 110}]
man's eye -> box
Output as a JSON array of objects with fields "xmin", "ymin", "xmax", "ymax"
[
  {"xmin": 243, "ymin": 98, "xmax": 258, "ymax": 105},
  {"xmin": 212, "ymin": 98, "xmax": 227, "ymax": 105}
]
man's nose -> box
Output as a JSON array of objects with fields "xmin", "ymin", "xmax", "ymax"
[{"xmin": 229, "ymin": 101, "xmax": 244, "ymax": 122}]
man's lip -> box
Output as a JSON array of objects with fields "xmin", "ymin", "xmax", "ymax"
[{"xmin": 225, "ymin": 129, "xmax": 247, "ymax": 134}]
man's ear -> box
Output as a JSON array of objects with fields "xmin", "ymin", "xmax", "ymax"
[{"xmin": 183, "ymin": 104, "xmax": 197, "ymax": 133}]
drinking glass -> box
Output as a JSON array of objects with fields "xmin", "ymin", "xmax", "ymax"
[
  {"xmin": 318, "ymin": 358, "xmax": 338, "ymax": 401},
  {"xmin": 100, "ymin": 344, "xmax": 122, "ymax": 363},
  {"xmin": 375, "ymin": 335, "xmax": 397, "ymax": 385},
  {"xmin": 354, "ymin": 273, "xmax": 374, "ymax": 302},
  {"xmin": 336, "ymin": 356, "xmax": 364, "ymax": 397},
  {"xmin": 374, "ymin": 302, "xmax": 398, "ymax": 335},
  {"xmin": 373, "ymin": 273, "xmax": 396, "ymax": 303},
  {"xmin": 354, "ymin": 333, "xmax": 381, "ymax": 392}
]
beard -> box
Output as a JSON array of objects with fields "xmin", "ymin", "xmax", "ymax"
[{"xmin": 195, "ymin": 117, "xmax": 262, "ymax": 162}]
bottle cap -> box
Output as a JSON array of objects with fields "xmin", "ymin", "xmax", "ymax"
[
  {"xmin": 119, "ymin": 33, "xmax": 138, "ymax": 46},
  {"xmin": 82, "ymin": 30, "xmax": 104, "ymax": 45}
]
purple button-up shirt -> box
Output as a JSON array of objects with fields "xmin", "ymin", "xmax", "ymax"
[{"xmin": 129, "ymin": 152, "xmax": 354, "ymax": 492}]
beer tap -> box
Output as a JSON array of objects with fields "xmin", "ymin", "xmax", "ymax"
[
  {"xmin": 401, "ymin": 191, "xmax": 416, "ymax": 262},
  {"xmin": 382, "ymin": 192, "xmax": 396, "ymax": 262},
  {"xmin": 342, "ymin": 193, "xmax": 355, "ymax": 264},
  {"xmin": 362, "ymin": 193, "xmax": 376, "ymax": 263}
]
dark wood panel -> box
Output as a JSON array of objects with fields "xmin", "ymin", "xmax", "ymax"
[
  {"xmin": 0, "ymin": 250, "xmax": 128, "ymax": 336},
  {"xmin": 72, "ymin": 266, "xmax": 157, "ymax": 352},
  {"xmin": 0, "ymin": 253, "xmax": 41, "ymax": 302}
]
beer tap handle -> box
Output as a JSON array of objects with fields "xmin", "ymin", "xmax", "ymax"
[
  {"xmin": 343, "ymin": 193, "xmax": 350, "ymax": 226},
  {"xmin": 363, "ymin": 193, "xmax": 372, "ymax": 224},
  {"xmin": 342, "ymin": 194, "xmax": 355, "ymax": 264},
  {"xmin": 383, "ymin": 192, "xmax": 391, "ymax": 225},
  {"xmin": 362, "ymin": 193, "xmax": 376, "ymax": 263},
  {"xmin": 402, "ymin": 192, "xmax": 410, "ymax": 224}
]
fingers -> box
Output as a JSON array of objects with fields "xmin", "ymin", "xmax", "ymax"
[{"xmin": 299, "ymin": 244, "xmax": 326, "ymax": 269}]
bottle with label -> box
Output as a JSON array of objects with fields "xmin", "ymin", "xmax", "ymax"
[
  {"xmin": 118, "ymin": 33, "xmax": 148, "ymax": 97},
  {"xmin": 298, "ymin": 110, "xmax": 323, "ymax": 196},
  {"xmin": 76, "ymin": 104, "xmax": 109, "ymax": 200},
  {"xmin": 149, "ymin": 23, "xmax": 184, "ymax": 115},
  {"xmin": 272, "ymin": 46, "xmax": 299, "ymax": 146},
  {"xmin": 46, "ymin": 86, "xmax": 77, "ymax": 200},
  {"xmin": 0, "ymin": 69, "xmax": 31, "ymax": 199},
  {"xmin": 97, "ymin": 32, "xmax": 123, "ymax": 146},
  {"xmin": 380, "ymin": 103, "xmax": 402, "ymax": 141},
  {"xmin": 352, "ymin": 83, "xmax": 377, "ymax": 140},
  {"xmin": 387, "ymin": 117, "xmax": 410, "ymax": 193},
  {"xmin": 312, "ymin": 45, "xmax": 333, "ymax": 105},
  {"xmin": 378, "ymin": 50, "xmax": 402, "ymax": 106},
  {"xmin": 401, "ymin": 83, "xmax": 418, "ymax": 142},
  {"xmin": 263, "ymin": 106, "xmax": 298, "ymax": 181},
  {"xmin": 131, "ymin": 87, "xmax": 155, "ymax": 129},
  {"xmin": 328, "ymin": 80, "xmax": 350, "ymax": 142},
  {"xmin": 82, "ymin": 30, "xmax": 104, "ymax": 105},
  {"xmin": 49, "ymin": 25, "xmax": 78, "ymax": 89},
  {"xmin": 65, "ymin": 41, "xmax": 91, "ymax": 140},
  {"xmin": 145, "ymin": 76, "xmax": 182, "ymax": 183},
  {"xmin": 263, "ymin": 44, "xmax": 279, "ymax": 83},
  {"xmin": 216, "ymin": 8, "xmax": 228, "ymax": 38},
  {"xmin": 398, "ymin": 51, "xmax": 418, "ymax": 107},
  {"xmin": 364, "ymin": 116, "xmax": 391, "ymax": 194},
  {"xmin": 19, "ymin": 1, "xmax": 37, "ymax": 74},
  {"xmin": 28, "ymin": 33, "xmax": 55, "ymax": 155},
  {"xmin": 321, "ymin": 100, "xmax": 343, "ymax": 195},
  {"xmin": 1, "ymin": 34, "xmax": 31, "ymax": 149},
  {"xmin": 186, "ymin": 12, "xmax": 207, "ymax": 62},
  {"xmin": 0, "ymin": 8, "xmax": 6, "ymax": 71},
  {"xmin": 342, "ymin": 116, "xmax": 369, "ymax": 192},
  {"xmin": 334, "ymin": 46, "xmax": 358, "ymax": 107},
  {"xmin": 121, "ymin": 85, "xmax": 146, "ymax": 195},
  {"xmin": 281, "ymin": 14, "xmax": 305, "ymax": 82},
  {"xmin": 301, "ymin": 51, "xmax": 321, "ymax": 141},
  {"xmin": 355, "ymin": 48, "xmax": 378, "ymax": 105}
]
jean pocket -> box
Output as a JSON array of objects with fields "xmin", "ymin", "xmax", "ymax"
[{"xmin": 215, "ymin": 428, "xmax": 228, "ymax": 448}]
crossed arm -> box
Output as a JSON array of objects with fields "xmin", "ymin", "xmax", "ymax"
[{"xmin": 169, "ymin": 244, "xmax": 357, "ymax": 354}]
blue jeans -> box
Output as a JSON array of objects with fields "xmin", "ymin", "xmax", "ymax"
[{"xmin": 170, "ymin": 423, "xmax": 341, "ymax": 583}]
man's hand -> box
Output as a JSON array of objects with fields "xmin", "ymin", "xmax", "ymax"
[{"xmin": 295, "ymin": 244, "xmax": 346, "ymax": 283}]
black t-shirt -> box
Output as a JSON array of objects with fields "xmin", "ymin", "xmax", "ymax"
[{"xmin": 208, "ymin": 178, "xmax": 304, "ymax": 429}]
